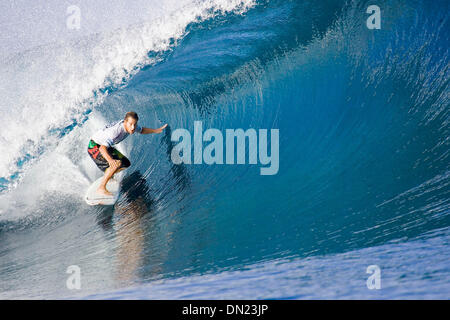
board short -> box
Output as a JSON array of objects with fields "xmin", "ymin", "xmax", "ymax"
[{"xmin": 87, "ymin": 140, "xmax": 131, "ymax": 172}]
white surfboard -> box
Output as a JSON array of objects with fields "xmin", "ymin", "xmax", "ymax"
[{"xmin": 85, "ymin": 176, "xmax": 120, "ymax": 206}]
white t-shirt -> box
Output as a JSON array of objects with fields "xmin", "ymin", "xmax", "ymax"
[{"xmin": 91, "ymin": 120, "xmax": 143, "ymax": 147}]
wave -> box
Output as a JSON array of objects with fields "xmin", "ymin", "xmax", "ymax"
[{"xmin": 0, "ymin": 0, "xmax": 448, "ymax": 299}]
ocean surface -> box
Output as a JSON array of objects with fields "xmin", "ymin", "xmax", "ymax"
[{"xmin": 0, "ymin": 0, "xmax": 449, "ymax": 299}]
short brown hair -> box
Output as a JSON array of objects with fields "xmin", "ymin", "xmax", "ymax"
[{"xmin": 125, "ymin": 111, "xmax": 139, "ymax": 121}]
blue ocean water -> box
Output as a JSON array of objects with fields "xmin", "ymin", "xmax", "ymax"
[{"xmin": 0, "ymin": 0, "xmax": 449, "ymax": 299}]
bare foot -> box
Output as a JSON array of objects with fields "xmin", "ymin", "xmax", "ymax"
[{"xmin": 97, "ymin": 187, "xmax": 113, "ymax": 197}]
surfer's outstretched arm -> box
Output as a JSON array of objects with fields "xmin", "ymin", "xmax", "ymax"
[{"xmin": 141, "ymin": 124, "xmax": 168, "ymax": 134}]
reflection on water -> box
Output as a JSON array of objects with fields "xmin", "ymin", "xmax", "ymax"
[
  {"xmin": 114, "ymin": 171, "xmax": 153, "ymax": 287},
  {"xmin": 110, "ymin": 161, "xmax": 191, "ymax": 288}
]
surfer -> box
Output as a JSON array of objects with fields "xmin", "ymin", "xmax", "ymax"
[{"xmin": 87, "ymin": 111, "xmax": 168, "ymax": 196}]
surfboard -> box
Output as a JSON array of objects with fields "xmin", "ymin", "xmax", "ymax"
[{"xmin": 85, "ymin": 176, "xmax": 120, "ymax": 206}]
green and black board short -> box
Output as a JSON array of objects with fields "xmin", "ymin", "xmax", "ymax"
[{"xmin": 87, "ymin": 140, "xmax": 131, "ymax": 172}]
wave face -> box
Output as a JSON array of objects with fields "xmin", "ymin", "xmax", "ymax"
[{"xmin": 0, "ymin": 0, "xmax": 449, "ymax": 299}]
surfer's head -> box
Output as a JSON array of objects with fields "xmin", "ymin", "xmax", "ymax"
[{"xmin": 124, "ymin": 111, "xmax": 139, "ymax": 134}]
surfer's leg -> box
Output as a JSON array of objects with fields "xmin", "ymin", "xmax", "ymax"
[
  {"xmin": 112, "ymin": 148, "xmax": 130, "ymax": 169},
  {"xmin": 87, "ymin": 141, "xmax": 118, "ymax": 196},
  {"xmin": 96, "ymin": 147, "xmax": 130, "ymax": 196},
  {"xmin": 109, "ymin": 148, "xmax": 130, "ymax": 180},
  {"xmin": 97, "ymin": 164, "xmax": 120, "ymax": 196},
  {"xmin": 111, "ymin": 167, "xmax": 125, "ymax": 180}
]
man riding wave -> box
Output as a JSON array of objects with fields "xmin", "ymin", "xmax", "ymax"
[{"xmin": 88, "ymin": 111, "xmax": 167, "ymax": 196}]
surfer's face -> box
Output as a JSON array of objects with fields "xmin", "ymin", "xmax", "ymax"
[{"xmin": 124, "ymin": 117, "xmax": 138, "ymax": 134}]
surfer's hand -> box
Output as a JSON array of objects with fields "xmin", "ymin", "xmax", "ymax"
[
  {"xmin": 154, "ymin": 124, "xmax": 168, "ymax": 133},
  {"xmin": 109, "ymin": 159, "xmax": 122, "ymax": 170}
]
